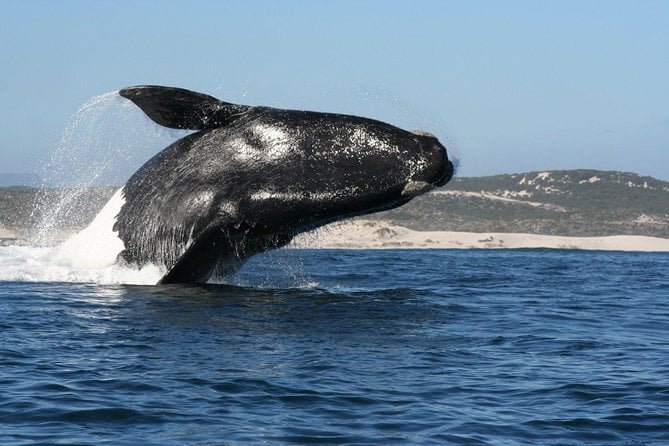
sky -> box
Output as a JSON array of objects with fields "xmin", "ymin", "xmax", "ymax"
[{"xmin": 1, "ymin": 0, "xmax": 668, "ymax": 183}]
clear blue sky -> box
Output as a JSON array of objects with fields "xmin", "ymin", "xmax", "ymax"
[{"xmin": 1, "ymin": 0, "xmax": 668, "ymax": 182}]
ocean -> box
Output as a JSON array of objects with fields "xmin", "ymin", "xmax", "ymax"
[{"xmin": 1, "ymin": 248, "xmax": 668, "ymax": 445}]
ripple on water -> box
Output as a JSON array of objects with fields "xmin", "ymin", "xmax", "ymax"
[{"xmin": 1, "ymin": 250, "xmax": 668, "ymax": 445}]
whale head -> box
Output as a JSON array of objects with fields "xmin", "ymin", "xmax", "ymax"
[{"xmin": 235, "ymin": 114, "xmax": 454, "ymax": 232}]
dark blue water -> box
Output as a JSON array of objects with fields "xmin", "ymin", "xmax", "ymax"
[{"xmin": 1, "ymin": 249, "xmax": 668, "ymax": 445}]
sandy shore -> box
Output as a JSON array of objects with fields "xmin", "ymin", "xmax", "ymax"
[
  {"xmin": 3, "ymin": 222, "xmax": 669, "ymax": 252},
  {"xmin": 292, "ymin": 220, "xmax": 669, "ymax": 252},
  {"xmin": 0, "ymin": 227, "xmax": 19, "ymax": 244}
]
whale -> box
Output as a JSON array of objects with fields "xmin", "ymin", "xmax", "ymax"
[{"xmin": 77, "ymin": 85, "xmax": 454, "ymax": 284}]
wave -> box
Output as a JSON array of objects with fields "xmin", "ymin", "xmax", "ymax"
[{"xmin": 0, "ymin": 245, "xmax": 161, "ymax": 285}]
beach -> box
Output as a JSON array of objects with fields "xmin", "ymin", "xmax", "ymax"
[{"xmin": 292, "ymin": 220, "xmax": 669, "ymax": 252}]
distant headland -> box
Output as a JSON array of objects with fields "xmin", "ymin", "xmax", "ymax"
[{"xmin": 2, "ymin": 169, "xmax": 668, "ymax": 251}]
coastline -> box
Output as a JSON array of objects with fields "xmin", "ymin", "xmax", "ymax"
[
  {"xmin": 3, "ymin": 222, "xmax": 669, "ymax": 252},
  {"xmin": 292, "ymin": 220, "xmax": 669, "ymax": 252}
]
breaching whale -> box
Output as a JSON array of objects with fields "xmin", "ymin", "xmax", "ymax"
[{"xmin": 84, "ymin": 86, "xmax": 454, "ymax": 284}]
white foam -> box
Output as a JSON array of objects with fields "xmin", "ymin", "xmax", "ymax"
[
  {"xmin": 0, "ymin": 245, "xmax": 162, "ymax": 285},
  {"xmin": 0, "ymin": 188, "xmax": 163, "ymax": 285},
  {"xmin": 54, "ymin": 188, "xmax": 126, "ymax": 269}
]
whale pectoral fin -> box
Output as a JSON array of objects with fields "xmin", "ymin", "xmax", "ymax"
[
  {"xmin": 119, "ymin": 85, "xmax": 248, "ymax": 130},
  {"xmin": 157, "ymin": 217, "xmax": 236, "ymax": 284}
]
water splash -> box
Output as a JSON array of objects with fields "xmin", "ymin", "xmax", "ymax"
[
  {"xmin": 0, "ymin": 245, "xmax": 162, "ymax": 284},
  {"xmin": 8, "ymin": 90, "xmax": 193, "ymax": 284},
  {"xmin": 30, "ymin": 90, "xmax": 193, "ymax": 245},
  {"xmin": 343, "ymin": 84, "xmax": 461, "ymax": 177}
]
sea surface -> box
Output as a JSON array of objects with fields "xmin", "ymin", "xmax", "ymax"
[{"xmin": 1, "ymin": 248, "xmax": 668, "ymax": 445}]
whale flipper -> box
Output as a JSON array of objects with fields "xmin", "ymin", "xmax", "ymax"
[
  {"xmin": 119, "ymin": 85, "xmax": 248, "ymax": 130},
  {"xmin": 157, "ymin": 216, "xmax": 235, "ymax": 284}
]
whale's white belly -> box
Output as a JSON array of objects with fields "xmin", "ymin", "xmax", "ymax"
[{"xmin": 54, "ymin": 188, "xmax": 126, "ymax": 269}]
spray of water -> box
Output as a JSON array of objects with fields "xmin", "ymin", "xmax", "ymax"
[
  {"xmin": 0, "ymin": 90, "xmax": 192, "ymax": 284},
  {"xmin": 30, "ymin": 91, "xmax": 193, "ymax": 245},
  {"xmin": 343, "ymin": 84, "xmax": 461, "ymax": 176}
]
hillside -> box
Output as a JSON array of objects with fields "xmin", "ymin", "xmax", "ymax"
[
  {"xmin": 376, "ymin": 170, "xmax": 669, "ymax": 237},
  {"xmin": 0, "ymin": 187, "xmax": 116, "ymax": 239},
  {"xmin": 1, "ymin": 170, "xmax": 668, "ymax": 243}
]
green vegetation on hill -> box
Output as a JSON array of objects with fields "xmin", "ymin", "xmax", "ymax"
[
  {"xmin": 1, "ymin": 170, "xmax": 668, "ymax": 239},
  {"xmin": 376, "ymin": 170, "xmax": 669, "ymax": 237}
]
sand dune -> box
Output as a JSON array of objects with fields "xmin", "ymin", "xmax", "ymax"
[{"xmin": 292, "ymin": 220, "xmax": 669, "ymax": 252}]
